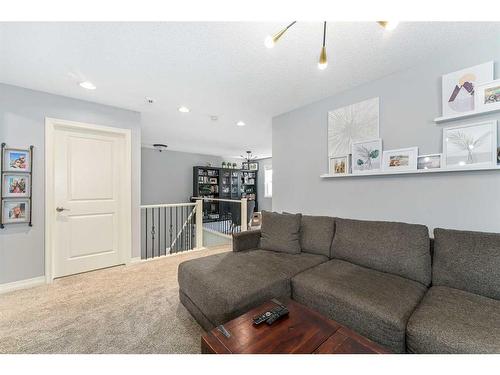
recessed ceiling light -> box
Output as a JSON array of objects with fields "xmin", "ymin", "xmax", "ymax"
[
  {"xmin": 178, "ymin": 106, "xmax": 190, "ymax": 113},
  {"xmin": 236, "ymin": 121, "xmax": 246, "ymax": 127},
  {"xmin": 79, "ymin": 81, "xmax": 96, "ymax": 90}
]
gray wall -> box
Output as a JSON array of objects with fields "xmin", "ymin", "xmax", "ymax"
[
  {"xmin": 0, "ymin": 83, "xmax": 141, "ymax": 284},
  {"xmin": 273, "ymin": 36, "xmax": 500, "ymax": 234},
  {"xmin": 256, "ymin": 157, "xmax": 272, "ymax": 211},
  {"xmin": 141, "ymin": 148, "xmax": 226, "ymax": 204}
]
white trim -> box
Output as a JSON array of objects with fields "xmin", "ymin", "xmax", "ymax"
[
  {"xmin": 45, "ymin": 117, "xmax": 132, "ymax": 282},
  {"xmin": 140, "ymin": 202, "xmax": 196, "ymax": 209},
  {"xmin": 0, "ymin": 276, "xmax": 46, "ymax": 295}
]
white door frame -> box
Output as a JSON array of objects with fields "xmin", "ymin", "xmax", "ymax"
[{"xmin": 45, "ymin": 118, "xmax": 132, "ymax": 283}]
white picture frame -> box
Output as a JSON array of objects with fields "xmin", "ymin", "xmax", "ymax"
[
  {"xmin": 351, "ymin": 138, "xmax": 382, "ymax": 174},
  {"xmin": 1, "ymin": 199, "xmax": 30, "ymax": 224},
  {"xmin": 474, "ymin": 79, "xmax": 500, "ymax": 112},
  {"xmin": 443, "ymin": 120, "xmax": 498, "ymax": 169},
  {"xmin": 2, "ymin": 173, "xmax": 31, "ymax": 198},
  {"xmin": 382, "ymin": 147, "xmax": 418, "ymax": 171},
  {"xmin": 417, "ymin": 154, "xmax": 442, "ymax": 170},
  {"xmin": 3, "ymin": 148, "xmax": 31, "ymax": 172},
  {"xmin": 329, "ymin": 155, "xmax": 350, "ymax": 175},
  {"xmin": 441, "ymin": 62, "xmax": 494, "ymax": 117}
]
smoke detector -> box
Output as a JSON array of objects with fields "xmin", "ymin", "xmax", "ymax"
[
  {"xmin": 145, "ymin": 97, "xmax": 155, "ymax": 104},
  {"xmin": 210, "ymin": 115, "xmax": 218, "ymax": 121},
  {"xmin": 153, "ymin": 143, "xmax": 168, "ymax": 152}
]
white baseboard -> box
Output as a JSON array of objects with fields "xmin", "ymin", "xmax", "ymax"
[{"xmin": 0, "ymin": 276, "xmax": 46, "ymax": 295}]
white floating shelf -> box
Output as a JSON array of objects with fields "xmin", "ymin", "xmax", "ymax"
[
  {"xmin": 320, "ymin": 164, "xmax": 500, "ymax": 178},
  {"xmin": 434, "ymin": 107, "xmax": 500, "ymax": 123}
]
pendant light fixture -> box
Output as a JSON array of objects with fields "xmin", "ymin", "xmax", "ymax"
[
  {"xmin": 318, "ymin": 22, "xmax": 328, "ymax": 70},
  {"xmin": 264, "ymin": 21, "xmax": 297, "ymax": 48},
  {"xmin": 377, "ymin": 21, "xmax": 399, "ymax": 31},
  {"xmin": 264, "ymin": 21, "xmax": 399, "ymax": 70}
]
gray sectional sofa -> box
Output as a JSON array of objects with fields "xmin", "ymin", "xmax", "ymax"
[{"xmin": 178, "ymin": 211, "xmax": 500, "ymax": 353}]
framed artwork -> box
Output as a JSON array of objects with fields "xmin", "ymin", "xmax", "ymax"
[
  {"xmin": 329, "ymin": 156, "xmax": 350, "ymax": 175},
  {"xmin": 248, "ymin": 162, "xmax": 259, "ymax": 171},
  {"xmin": 1, "ymin": 199, "xmax": 30, "ymax": 224},
  {"xmin": 417, "ymin": 154, "xmax": 442, "ymax": 170},
  {"xmin": 441, "ymin": 61, "xmax": 493, "ymax": 117},
  {"xmin": 2, "ymin": 174, "xmax": 30, "ymax": 198},
  {"xmin": 3, "ymin": 148, "xmax": 31, "ymax": 172},
  {"xmin": 351, "ymin": 138, "xmax": 382, "ymax": 174},
  {"xmin": 328, "ymin": 97, "xmax": 379, "ymax": 158},
  {"xmin": 474, "ymin": 79, "xmax": 500, "ymax": 112},
  {"xmin": 243, "ymin": 162, "xmax": 259, "ymax": 171},
  {"xmin": 382, "ymin": 147, "xmax": 418, "ymax": 171},
  {"xmin": 443, "ymin": 121, "xmax": 497, "ymax": 168}
]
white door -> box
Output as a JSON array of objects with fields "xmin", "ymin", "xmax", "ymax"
[{"xmin": 51, "ymin": 122, "xmax": 130, "ymax": 278}]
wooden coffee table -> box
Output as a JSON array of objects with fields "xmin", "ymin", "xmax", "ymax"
[{"xmin": 201, "ymin": 299, "xmax": 390, "ymax": 354}]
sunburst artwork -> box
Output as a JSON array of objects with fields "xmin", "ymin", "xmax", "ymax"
[{"xmin": 327, "ymin": 97, "xmax": 379, "ymax": 158}]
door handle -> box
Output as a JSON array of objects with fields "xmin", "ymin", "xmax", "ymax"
[{"xmin": 56, "ymin": 207, "xmax": 70, "ymax": 212}]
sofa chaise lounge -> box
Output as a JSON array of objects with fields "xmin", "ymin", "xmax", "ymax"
[{"xmin": 178, "ymin": 211, "xmax": 500, "ymax": 353}]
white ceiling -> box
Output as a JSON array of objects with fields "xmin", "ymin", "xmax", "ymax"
[{"xmin": 1, "ymin": 22, "xmax": 499, "ymax": 158}]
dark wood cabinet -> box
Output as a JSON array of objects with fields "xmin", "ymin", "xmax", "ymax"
[{"xmin": 193, "ymin": 166, "xmax": 258, "ymax": 221}]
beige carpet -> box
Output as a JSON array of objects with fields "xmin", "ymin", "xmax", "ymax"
[{"xmin": 0, "ymin": 246, "xmax": 230, "ymax": 354}]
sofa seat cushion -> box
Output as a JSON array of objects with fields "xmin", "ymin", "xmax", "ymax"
[
  {"xmin": 292, "ymin": 259, "xmax": 427, "ymax": 353},
  {"xmin": 260, "ymin": 211, "xmax": 302, "ymax": 254},
  {"xmin": 407, "ymin": 286, "xmax": 500, "ymax": 353},
  {"xmin": 178, "ymin": 249, "xmax": 327, "ymax": 329}
]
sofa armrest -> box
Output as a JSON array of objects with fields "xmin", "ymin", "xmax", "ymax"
[{"xmin": 232, "ymin": 230, "xmax": 261, "ymax": 252}]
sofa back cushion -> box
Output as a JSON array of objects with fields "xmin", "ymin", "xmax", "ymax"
[
  {"xmin": 299, "ymin": 215, "xmax": 335, "ymax": 258},
  {"xmin": 260, "ymin": 211, "xmax": 302, "ymax": 254},
  {"xmin": 433, "ymin": 228, "xmax": 500, "ymax": 300},
  {"xmin": 331, "ymin": 218, "xmax": 431, "ymax": 286}
]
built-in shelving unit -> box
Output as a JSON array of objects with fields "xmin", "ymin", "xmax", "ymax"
[
  {"xmin": 320, "ymin": 164, "xmax": 500, "ymax": 178},
  {"xmin": 434, "ymin": 107, "xmax": 500, "ymax": 123},
  {"xmin": 193, "ymin": 166, "xmax": 258, "ymax": 221}
]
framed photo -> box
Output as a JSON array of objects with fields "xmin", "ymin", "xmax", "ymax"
[
  {"xmin": 3, "ymin": 148, "xmax": 31, "ymax": 172},
  {"xmin": 441, "ymin": 61, "xmax": 494, "ymax": 117},
  {"xmin": 474, "ymin": 79, "xmax": 500, "ymax": 112},
  {"xmin": 351, "ymin": 138, "xmax": 382, "ymax": 174},
  {"xmin": 443, "ymin": 120, "xmax": 498, "ymax": 168},
  {"xmin": 417, "ymin": 153, "xmax": 442, "ymax": 170},
  {"xmin": 329, "ymin": 156, "xmax": 350, "ymax": 175},
  {"xmin": 383, "ymin": 147, "xmax": 418, "ymax": 171},
  {"xmin": 1, "ymin": 199, "xmax": 30, "ymax": 224},
  {"xmin": 2, "ymin": 174, "xmax": 31, "ymax": 198}
]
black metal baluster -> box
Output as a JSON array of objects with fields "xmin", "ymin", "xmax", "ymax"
[
  {"xmin": 145, "ymin": 208, "xmax": 148, "ymax": 259},
  {"xmin": 151, "ymin": 208, "xmax": 155, "ymax": 258},
  {"xmin": 157, "ymin": 207, "xmax": 160, "ymax": 257},
  {"xmin": 169, "ymin": 207, "xmax": 173, "ymax": 254},
  {"xmin": 163, "ymin": 207, "xmax": 167, "ymax": 255}
]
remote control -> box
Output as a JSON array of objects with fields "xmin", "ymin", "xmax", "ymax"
[
  {"xmin": 217, "ymin": 324, "xmax": 231, "ymax": 338},
  {"xmin": 266, "ymin": 307, "xmax": 289, "ymax": 325},
  {"xmin": 253, "ymin": 306, "xmax": 283, "ymax": 325}
]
